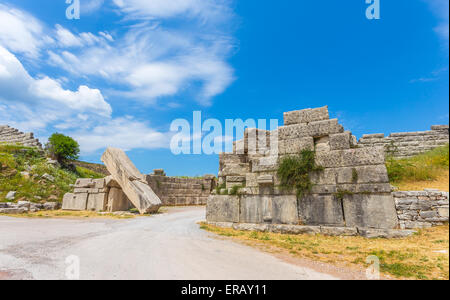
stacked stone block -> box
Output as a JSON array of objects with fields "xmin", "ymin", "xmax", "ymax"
[
  {"xmin": 358, "ymin": 125, "xmax": 449, "ymax": 158},
  {"xmin": 63, "ymin": 177, "xmax": 132, "ymax": 212},
  {"xmin": 146, "ymin": 170, "xmax": 216, "ymax": 206},
  {"xmin": 394, "ymin": 190, "xmax": 449, "ymax": 229},
  {"xmin": 208, "ymin": 106, "xmax": 399, "ymax": 230},
  {"xmin": 0, "ymin": 125, "xmax": 42, "ymax": 148}
]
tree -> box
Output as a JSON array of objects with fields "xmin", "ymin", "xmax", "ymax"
[{"xmin": 46, "ymin": 133, "xmax": 80, "ymax": 163}]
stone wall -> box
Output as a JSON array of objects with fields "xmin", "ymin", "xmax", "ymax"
[
  {"xmin": 146, "ymin": 170, "xmax": 216, "ymax": 206},
  {"xmin": 0, "ymin": 125, "xmax": 42, "ymax": 148},
  {"xmin": 63, "ymin": 177, "xmax": 133, "ymax": 212},
  {"xmin": 358, "ymin": 125, "xmax": 449, "ymax": 158},
  {"xmin": 208, "ymin": 106, "xmax": 400, "ymax": 230},
  {"xmin": 394, "ymin": 190, "xmax": 449, "ymax": 229}
]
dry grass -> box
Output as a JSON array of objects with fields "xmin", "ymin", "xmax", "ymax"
[
  {"xmin": 0, "ymin": 210, "xmax": 137, "ymax": 219},
  {"xmin": 200, "ymin": 223, "xmax": 449, "ymax": 280},
  {"xmin": 394, "ymin": 170, "xmax": 449, "ymax": 192}
]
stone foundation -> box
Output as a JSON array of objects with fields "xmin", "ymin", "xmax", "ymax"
[
  {"xmin": 0, "ymin": 125, "xmax": 42, "ymax": 148},
  {"xmin": 394, "ymin": 190, "xmax": 449, "ymax": 229},
  {"xmin": 205, "ymin": 222, "xmax": 417, "ymax": 239},
  {"xmin": 358, "ymin": 125, "xmax": 449, "ymax": 158}
]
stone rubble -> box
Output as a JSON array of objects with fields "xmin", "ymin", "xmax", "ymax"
[{"xmin": 0, "ymin": 201, "xmax": 60, "ymax": 214}]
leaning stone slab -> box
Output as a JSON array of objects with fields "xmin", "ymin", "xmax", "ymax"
[
  {"xmin": 283, "ymin": 106, "xmax": 330, "ymax": 125},
  {"xmin": 101, "ymin": 147, "xmax": 162, "ymax": 214}
]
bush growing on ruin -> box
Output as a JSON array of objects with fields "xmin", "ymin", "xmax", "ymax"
[
  {"xmin": 277, "ymin": 149, "xmax": 323, "ymax": 198},
  {"xmin": 46, "ymin": 133, "xmax": 80, "ymax": 164}
]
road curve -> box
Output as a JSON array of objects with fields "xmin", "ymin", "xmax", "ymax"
[{"xmin": 0, "ymin": 207, "xmax": 337, "ymax": 280}]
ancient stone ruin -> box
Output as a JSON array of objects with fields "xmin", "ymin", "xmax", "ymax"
[
  {"xmin": 0, "ymin": 125, "xmax": 42, "ymax": 148},
  {"xmin": 206, "ymin": 106, "xmax": 449, "ymax": 237},
  {"xmin": 359, "ymin": 125, "xmax": 449, "ymax": 158},
  {"xmin": 147, "ymin": 171, "xmax": 216, "ymax": 206},
  {"xmin": 63, "ymin": 148, "xmax": 217, "ymax": 213}
]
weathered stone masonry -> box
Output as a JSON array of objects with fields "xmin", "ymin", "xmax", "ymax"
[
  {"xmin": 359, "ymin": 125, "xmax": 449, "ymax": 158},
  {"xmin": 0, "ymin": 125, "xmax": 42, "ymax": 148},
  {"xmin": 394, "ymin": 190, "xmax": 449, "ymax": 229},
  {"xmin": 207, "ymin": 106, "xmax": 400, "ymax": 232},
  {"xmin": 146, "ymin": 170, "xmax": 216, "ymax": 206}
]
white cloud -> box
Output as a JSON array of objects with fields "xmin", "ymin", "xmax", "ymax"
[
  {"xmin": 0, "ymin": 4, "xmax": 52, "ymax": 58},
  {"xmin": 0, "ymin": 46, "xmax": 112, "ymax": 131},
  {"xmin": 112, "ymin": 0, "xmax": 232, "ymax": 21},
  {"xmin": 71, "ymin": 117, "xmax": 170, "ymax": 153},
  {"xmin": 47, "ymin": 0, "xmax": 236, "ymax": 105}
]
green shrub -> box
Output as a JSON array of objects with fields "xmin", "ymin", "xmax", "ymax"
[
  {"xmin": 277, "ymin": 149, "xmax": 323, "ymax": 198},
  {"xmin": 46, "ymin": 133, "xmax": 80, "ymax": 163}
]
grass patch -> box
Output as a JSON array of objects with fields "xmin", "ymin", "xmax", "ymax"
[
  {"xmin": 200, "ymin": 223, "xmax": 449, "ymax": 280},
  {"xmin": 0, "ymin": 210, "xmax": 136, "ymax": 219},
  {"xmin": 277, "ymin": 149, "xmax": 323, "ymax": 198},
  {"xmin": 387, "ymin": 145, "xmax": 449, "ymax": 190}
]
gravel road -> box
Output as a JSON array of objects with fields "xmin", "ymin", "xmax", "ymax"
[{"xmin": 0, "ymin": 207, "xmax": 338, "ymax": 280}]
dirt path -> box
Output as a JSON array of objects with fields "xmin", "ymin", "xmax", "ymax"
[{"xmin": 0, "ymin": 207, "xmax": 343, "ymax": 280}]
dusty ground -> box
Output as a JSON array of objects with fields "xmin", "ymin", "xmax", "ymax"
[{"xmin": 0, "ymin": 206, "xmax": 359, "ymax": 280}]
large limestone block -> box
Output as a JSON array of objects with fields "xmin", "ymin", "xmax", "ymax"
[
  {"xmin": 315, "ymin": 147, "xmax": 385, "ymax": 168},
  {"xmin": 329, "ymin": 132, "xmax": 351, "ymax": 150},
  {"xmin": 62, "ymin": 193, "xmax": 88, "ymax": 211},
  {"xmin": 240, "ymin": 196, "xmax": 269, "ymax": 224},
  {"xmin": 107, "ymin": 187, "xmax": 130, "ymax": 212},
  {"xmin": 343, "ymin": 194, "xmax": 399, "ymax": 229},
  {"xmin": 220, "ymin": 163, "xmax": 250, "ymax": 176},
  {"xmin": 206, "ymin": 195, "xmax": 240, "ymax": 223},
  {"xmin": 101, "ymin": 147, "xmax": 161, "ymax": 214},
  {"xmin": 87, "ymin": 193, "xmax": 107, "ymax": 212},
  {"xmin": 272, "ymin": 196, "xmax": 298, "ymax": 225},
  {"xmin": 278, "ymin": 137, "xmax": 314, "ymax": 155},
  {"xmin": 279, "ymin": 119, "xmax": 344, "ymax": 140},
  {"xmin": 284, "ymin": 106, "xmax": 330, "ymax": 125},
  {"xmin": 299, "ymin": 195, "xmax": 345, "ymax": 226},
  {"xmin": 335, "ymin": 165, "xmax": 390, "ymax": 184}
]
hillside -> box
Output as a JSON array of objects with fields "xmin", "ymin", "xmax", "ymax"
[
  {"xmin": 0, "ymin": 144, "xmax": 104, "ymax": 203},
  {"xmin": 387, "ymin": 144, "xmax": 449, "ymax": 192}
]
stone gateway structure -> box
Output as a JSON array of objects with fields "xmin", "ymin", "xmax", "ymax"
[
  {"xmin": 206, "ymin": 106, "xmax": 442, "ymax": 236},
  {"xmin": 63, "ymin": 148, "xmax": 217, "ymax": 213}
]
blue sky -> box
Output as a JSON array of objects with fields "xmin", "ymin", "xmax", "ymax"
[{"xmin": 0, "ymin": 0, "xmax": 448, "ymax": 176}]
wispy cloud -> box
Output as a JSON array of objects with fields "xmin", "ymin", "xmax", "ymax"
[{"xmin": 423, "ymin": 0, "xmax": 449, "ymax": 45}]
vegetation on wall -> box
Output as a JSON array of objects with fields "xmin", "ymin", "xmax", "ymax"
[{"xmin": 277, "ymin": 149, "xmax": 323, "ymax": 198}]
